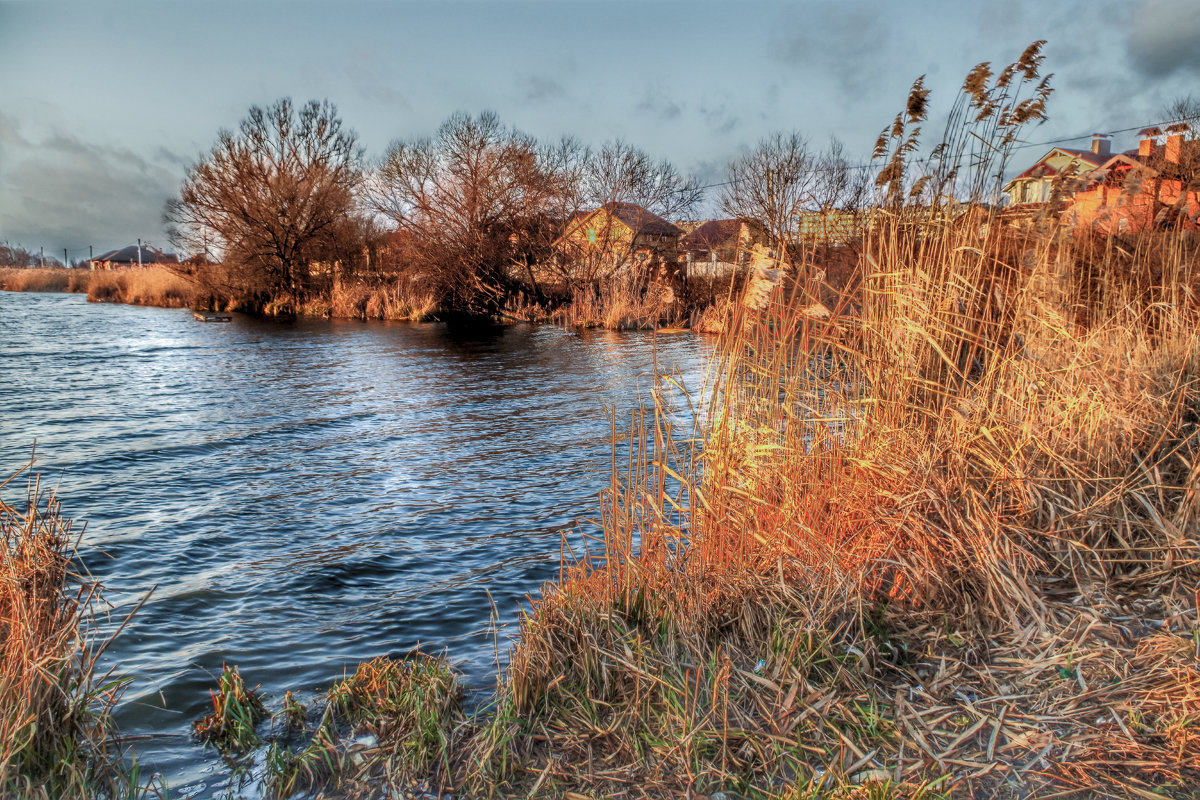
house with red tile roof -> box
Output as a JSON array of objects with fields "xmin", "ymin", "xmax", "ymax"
[{"xmin": 1063, "ymin": 126, "xmax": 1200, "ymax": 234}]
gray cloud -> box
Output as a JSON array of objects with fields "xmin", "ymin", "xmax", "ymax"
[
  {"xmin": 635, "ymin": 88, "xmax": 683, "ymax": 121},
  {"xmin": 0, "ymin": 116, "xmax": 183, "ymax": 256},
  {"xmin": 773, "ymin": 0, "xmax": 891, "ymax": 94},
  {"xmin": 699, "ymin": 100, "xmax": 737, "ymax": 136},
  {"xmin": 1126, "ymin": 0, "xmax": 1200, "ymax": 77},
  {"xmin": 520, "ymin": 75, "xmax": 566, "ymax": 102}
]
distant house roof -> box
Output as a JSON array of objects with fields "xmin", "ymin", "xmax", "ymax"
[
  {"xmin": 1049, "ymin": 147, "xmax": 1114, "ymax": 167},
  {"xmin": 92, "ymin": 245, "xmax": 178, "ymax": 264},
  {"xmin": 680, "ymin": 219, "xmax": 749, "ymax": 251},
  {"xmin": 1087, "ymin": 143, "xmax": 1200, "ymax": 184},
  {"xmin": 602, "ymin": 202, "xmax": 682, "ymax": 237}
]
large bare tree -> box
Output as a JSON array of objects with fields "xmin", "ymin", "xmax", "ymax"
[
  {"xmin": 368, "ymin": 111, "xmax": 569, "ymax": 314},
  {"xmin": 165, "ymin": 98, "xmax": 363, "ymax": 313}
]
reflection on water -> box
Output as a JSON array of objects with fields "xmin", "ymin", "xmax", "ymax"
[{"xmin": 0, "ymin": 292, "xmax": 709, "ymax": 795}]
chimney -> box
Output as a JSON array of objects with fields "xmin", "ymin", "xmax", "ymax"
[
  {"xmin": 1165, "ymin": 133, "xmax": 1183, "ymax": 163},
  {"xmin": 1138, "ymin": 127, "xmax": 1162, "ymax": 159},
  {"xmin": 1090, "ymin": 133, "xmax": 1111, "ymax": 156}
]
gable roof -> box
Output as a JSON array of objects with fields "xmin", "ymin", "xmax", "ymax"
[
  {"xmin": 1085, "ymin": 143, "xmax": 1200, "ymax": 185},
  {"xmin": 1048, "ymin": 147, "xmax": 1113, "ymax": 168},
  {"xmin": 1008, "ymin": 147, "xmax": 1112, "ymax": 183},
  {"xmin": 92, "ymin": 244, "xmax": 178, "ymax": 264},
  {"xmin": 679, "ymin": 218, "xmax": 753, "ymax": 251},
  {"xmin": 600, "ymin": 202, "xmax": 682, "ymax": 237}
]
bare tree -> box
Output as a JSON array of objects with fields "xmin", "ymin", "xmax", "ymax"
[
  {"xmin": 165, "ymin": 98, "xmax": 363, "ymax": 313},
  {"xmin": 0, "ymin": 244, "xmax": 38, "ymax": 267},
  {"xmin": 582, "ymin": 140, "xmax": 702, "ymax": 217},
  {"xmin": 720, "ymin": 132, "xmax": 828, "ymax": 266},
  {"xmin": 368, "ymin": 111, "xmax": 568, "ymax": 314},
  {"xmin": 1162, "ymin": 95, "xmax": 1200, "ymax": 130}
]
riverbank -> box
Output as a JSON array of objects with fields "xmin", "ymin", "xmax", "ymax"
[
  {"xmin": 0, "ymin": 266, "xmax": 193, "ymax": 309},
  {"xmin": 0, "ymin": 266, "xmax": 800, "ymax": 333},
  {"xmin": 0, "ymin": 266, "xmax": 91, "ymax": 294}
]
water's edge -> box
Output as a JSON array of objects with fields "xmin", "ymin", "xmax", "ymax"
[{"xmin": 0, "ymin": 292, "xmax": 708, "ymax": 796}]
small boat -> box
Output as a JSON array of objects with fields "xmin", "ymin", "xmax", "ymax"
[{"xmin": 193, "ymin": 311, "xmax": 232, "ymax": 323}]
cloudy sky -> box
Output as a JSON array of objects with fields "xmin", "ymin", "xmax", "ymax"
[{"xmin": 1, "ymin": 0, "xmax": 1198, "ymax": 261}]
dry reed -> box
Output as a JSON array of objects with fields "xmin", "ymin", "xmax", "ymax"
[
  {"xmin": 298, "ymin": 278, "xmax": 440, "ymax": 321},
  {"xmin": 0, "ymin": 267, "xmax": 90, "ymax": 294},
  {"xmin": 0, "ymin": 468, "xmax": 149, "ymax": 799},
  {"xmin": 86, "ymin": 267, "xmax": 195, "ymax": 308},
  {"xmin": 556, "ymin": 272, "xmax": 683, "ymax": 330}
]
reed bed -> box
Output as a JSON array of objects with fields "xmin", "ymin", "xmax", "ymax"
[
  {"xmin": 0, "ymin": 267, "xmax": 90, "ymax": 293},
  {"xmin": 0, "ymin": 469, "xmax": 148, "ymax": 799},
  {"xmin": 298, "ymin": 279, "xmax": 440, "ymax": 321},
  {"xmin": 86, "ymin": 267, "xmax": 195, "ymax": 308},
  {"xmin": 464, "ymin": 223, "xmax": 1200, "ymax": 799},
  {"xmin": 556, "ymin": 273, "xmax": 684, "ymax": 330}
]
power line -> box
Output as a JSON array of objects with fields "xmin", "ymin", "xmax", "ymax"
[
  {"xmin": 683, "ymin": 113, "xmax": 1196, "ymax": 195},
  {"xmin": 1011, "ymin": 116, "xmax": 1195, "ymax": 151}
]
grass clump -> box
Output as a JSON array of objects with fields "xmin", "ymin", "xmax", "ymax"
[
  {"xmin": 193, "ymin": 664, "xmax": 268, "ymax": 755},
  {"xmin": 263, "ymin": 652, "xmax": 463, "ymax": 799},
  {"xmin": 0, "ymin": 469, "xmax": 147, "ymax": 799}
]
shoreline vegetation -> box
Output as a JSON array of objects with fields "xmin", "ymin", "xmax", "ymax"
[
  {"xmin": 4, "ymin": 43, "xmax": 1200, "ymax": 798},
  {"xmin": 0, "ymin": 263, "xmax": 752, "ymax": 330},
  {"xmin": 0, "ymin": 468, "xmax": 155, "ymax": 800}
]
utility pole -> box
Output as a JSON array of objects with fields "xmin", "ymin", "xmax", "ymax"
[
  {"xmin": 64, "ymin": 248, "xmax": 69, "ymax": 268},
  {"xmin": 137, "ymin": 238, "xmax": 143, "ymax": 268},
  {"xmin": 39, "ymin": 246, "xmax": 44, "ymax": 267}
]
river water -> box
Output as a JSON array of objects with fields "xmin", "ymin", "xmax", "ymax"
[{"xmin": 0, "ymin": 292, "xmax": 709, "ymax": 796}]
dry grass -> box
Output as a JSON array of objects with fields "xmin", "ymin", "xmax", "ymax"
[
  {"xmin": 297, "ymin": 278, "xmax": 440, "ymax": 321},
  {"xmin": 0, "ymin": 267, "xmax": 90, "ymax": 294},
  {"xmin": 0, "ymin": 468, "xmax": 150, "ymax": 799},
  {"xmin": 556, "ymin": 272, "xmax": 684, "ymax": 330},
  {"xmin": 462, "ymin": 217, "xmax": 1200, "ymax": 799},
  {"xmin": 87, "ymin": 267, "xmax": 195, "ymax": 308}
]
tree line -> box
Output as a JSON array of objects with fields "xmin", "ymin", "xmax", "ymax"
[{"xmin": 162, "ymin": 98, "xmax": 867, "ymax": 318}]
